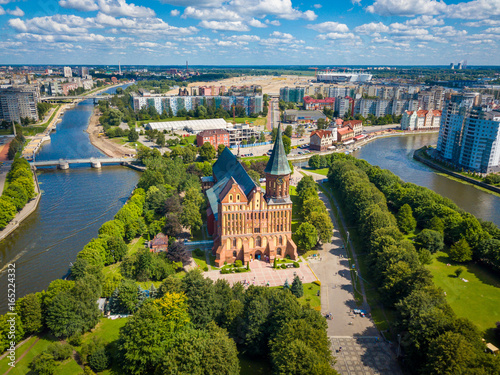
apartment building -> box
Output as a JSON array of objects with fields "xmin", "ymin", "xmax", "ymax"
[
  {"xmin": 279, "ymin": 86, "xmax": 305, "ymax": 103},
  {"xmin": 0, "ymin": 85, "xmax": 40, "ymax": 123},
  {"xmin": 196, "ymin": 129, "xmax": 230, "ymax": 148}
]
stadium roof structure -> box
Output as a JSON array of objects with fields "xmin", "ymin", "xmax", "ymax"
[{"xmin": 145, "ymin": 118, "xmax": 228, "ymax": 132}]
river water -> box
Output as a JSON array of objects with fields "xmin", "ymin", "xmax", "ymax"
[
  {"xmin": 352, "ymin": 133, "xmax": 500, "ymax": 227},
  {"xmin": 0, "ymin": 85, "xmax": 140, "ymax": 313}
]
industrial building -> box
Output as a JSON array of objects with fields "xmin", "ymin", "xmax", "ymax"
[{"xmin": 145, "ymin": 118, "xmax": 228, "ymax": 133}]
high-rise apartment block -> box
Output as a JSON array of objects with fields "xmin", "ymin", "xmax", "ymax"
[
  {"xmin": 131, "ymin": 91, "xmax": 263, "ymax": 116},
  {"xmin": 63, "ymin": 66, "xmax": 72, "ymax": 78},
  {"xmin": 437, "ymin": 93, "xmax": 500, "ymax": 173},
  {"xmin": 79, "ymin": 67, "xmax": 89, "ymax": 77},
  {"xmin": 279, "ymin": 87, "xmax": 305, "ymax": 103},
  {"xmin": 0, "ymin": 85, "xmax": 40, "ymax": 124}
]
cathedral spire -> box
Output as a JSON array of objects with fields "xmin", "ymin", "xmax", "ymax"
[{"xmin": 265, "ymin": 123, "xmax": 291, "ymax": 176}]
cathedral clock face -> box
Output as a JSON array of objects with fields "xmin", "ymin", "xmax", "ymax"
[{"xmin": 276, "ymin": 177, "xmax": 284, "ymax": 185}]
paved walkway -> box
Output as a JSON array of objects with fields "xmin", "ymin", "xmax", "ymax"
[
  {"xmin": 204, "ymin": 258, "xmax": 317, "ymax": 287},
  {"xmin": 299, "ymin": 170, "xmax": 402, "ymax": 374},
  {"xmin": 331, "ymin": 337, "xmax": 401, "ymax": 375}
]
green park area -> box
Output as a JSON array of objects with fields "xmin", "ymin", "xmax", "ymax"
[
  {"xmin": 23, "ymin": 105, "xmax": 62, "ymax": 136},
  {"xmin": 427, "ymin": 251, "xmax": 500, "ymax": 345}
]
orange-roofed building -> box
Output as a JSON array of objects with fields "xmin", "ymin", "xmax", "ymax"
[
  {"xmin": 337, "ymin": 126, "xmax": 354, "ymax": 143},
  {"xmin": 310, "ymin": 129, "xmax": 337, "ymax": 151}
]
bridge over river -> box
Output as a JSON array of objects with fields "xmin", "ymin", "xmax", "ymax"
[{"xmin": 31, "ymin": 157, "xmax": 140, "ymax": 170}]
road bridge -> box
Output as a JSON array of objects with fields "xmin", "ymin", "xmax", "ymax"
[
  {"xmin": 31, "ymin": 157, "xmax": 138, "ymax": 169},
  {"xmin": 40, "ymin": 94, "xmax": 122, "ymax": 103}
]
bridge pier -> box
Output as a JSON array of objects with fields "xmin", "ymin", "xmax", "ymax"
[
  {"xmin": 91, "ymin": 159, "xmax": 101, "ymax": 168},
  {"xmin": 58, "ymin": 159, "xmax": 69, "ymax": 170}
]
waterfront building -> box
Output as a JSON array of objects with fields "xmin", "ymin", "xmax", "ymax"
[
  {"xmin": 280, "ymin": 86, "xmax": 305, "ymax": 103},
  {"xmin": 337, "ymin": 126, "xmax": 354, "ymax": 143},
  {"xmin": 0, "ymin": 85, "xmax": 40, "ymax": 123},
  {"xmin": 437, "ymin": 93, "xmax": 500, "ymax": 173},
  {"xmin": 344, "ymin": 120, "xmax": 363, "ymax": 136},
  {"xmin": 131, "ymin": 92, "xmax": 263, "ymax": 116},
  {"xmin": 63, "ymin": 66, "xmax": 72, "ymax": 78},
  {"xmin": 206, "ymin": 125, "xmax": 298, "ymax": 266},
  {"xmin": 196, "ymin": 129, "xmax": 230, "ymax": 148},
  {"xmin": 310, "ymin": 129, "xmax": 337, "ymax": 151},
  {"xmin": 401, "ymin": 110, "xmax": 442, "ymax": 130}
]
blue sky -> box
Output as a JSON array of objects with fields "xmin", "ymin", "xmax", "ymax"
[{"xmin": 1, "ymin": 0, "xmax": 500, "ymax": 66}]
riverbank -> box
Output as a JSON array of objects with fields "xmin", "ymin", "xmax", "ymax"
[
  {"xmin": 86, "ymin": 107, "xmax": 135, "ymax": 158},
  {"xmin": 413, "ymin": 147, "xmax": 500, "ymax": 195},
  {"xmin": 0, "ymin": 167, "xmax": 41, "ymax": 245}
]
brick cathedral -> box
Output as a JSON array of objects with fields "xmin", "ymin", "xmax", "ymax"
[{"xmin": 206, "ymin": 125, "xmax": 298, "ymax": 267}]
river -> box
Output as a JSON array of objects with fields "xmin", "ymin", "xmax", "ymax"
[
  {"xmin": 352, "ymin": 133, "xmax": 500, "ymax": 227},
  {"xmin": 0, "ymin": 85, "xmax": 140, "ymax": 313}
]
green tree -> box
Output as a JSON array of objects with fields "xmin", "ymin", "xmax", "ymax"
[
  {"xmin": 0, "ymin": 197, "xmax": 17, "ymax": 229},
  {"xmin": 416, "ymin": 229, "xmax": 444, "ymax": 253},
  {"xmin": 248, "ymin": 169, "xmax": 261, "ymax": 184},
  {"xmin": 18, "ymin": 293, "xmax": 43, "ymax": 335},
  {"xmin": 156, "ymin": 323, "xmax": 240, "ymax": 375},
  {"xmin": 181, "ymin": 270, "xmax": 216, "ymax": 328},
  {"xmin": 128, "ymin": 129, "xmax": 139, "ymax": 142},
  {"xmin": 282, "ymin": 135, "xmax": 291, "ymax": 155},
  {"xmin": 396, "ymin": 204, "xmax": 417, "ymax": 234},
  {"xmin": 29, "ymin": 352, "xmax": 56, "ymax": 375},
  {"xmin": 316, "ymin": 118, "xmax": 327, "ymax": 130},
  {"xmin": 295, "ymin": 222, "xmax": 318, "ymax": 251},
  {"xmin": 199, "ymin": 142, "xmax": 216, "ymax": 161},
  {"xmin": 114, "ymin": 279, "xmax": 140, "ymax": 314},
  {"xmin": 297, "ymin": 175, "xmax": 316, "ymax": 197},
  {"xmin": 180, "ymin": 200, "xmax": 202, "ymax": 234},
  {"xmin": 217, "ymin": 143, "xmax": 226, "ymax": 157},
  {"xmin": 290, "ymin": 276, "xmax": 304, "ymax": 298},
  {"xmin": 424, "ymin": 332, "xmax": 475, "ymax": 375},
  {"xmin": 449, "ymin": 238, "xmax": 473, "ymax": 263},
  {"xmin": 307, "ymin": 211, "xmax": 333, "ymax": 244},
  {"xmin": 156, "ymin": 133, "xmax": 166, "ymax": 147},
  {"xmin": 0, "ymin": 314, "xmax": 24, "ymax": 353},
  {"xmin": 99, "ymin": 220, "xmax": 125, "ymax": 239},
  {"xmin": 88, "ymin": 348, "xmax": 109, "ymax": 372},
  {"xmin": 284, "ymin": 125, "xmax": 293, "ymax": 138}
]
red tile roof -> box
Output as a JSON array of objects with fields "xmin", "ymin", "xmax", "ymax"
[
  {"xmin": 337, "ymin": 127, "xmax": 353, "ymax": 135},
  {"xmin": 311, "ymin": 130, "xmax": 332, "ymax": 138}
]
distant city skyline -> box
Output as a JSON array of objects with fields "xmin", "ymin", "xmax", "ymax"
[{"xmin": 1, "ymin": 0, "xmax": 500, "ymax": 66}]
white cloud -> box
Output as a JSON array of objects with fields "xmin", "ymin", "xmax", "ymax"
[
  {"xmin": 170, "ymin": 9, "xmax": 180, "ymax": 16},
  {"xmin": 270, "ymin": 31, "xmax": 293, "ymax": 39},
  {"xmin": 313, "ymin": 4, "xmax": 322, "ymax": 8},
  {"xmin": 199, "ymin": 20, "xmax": 250, "ymax": 31},
  {"xmin": 446, "ymin": 0, "xmax": 500, "ymax": 20},
  {"xmin": 9, "ymin": 15, "xmax": 96, "ymax": 35},
  {"xmin": 133, "ymin": 41, "xmax": 160, "ymax": 47},
  {"xmin": 6, "ymin": 6, "xmax": 24, "ymax": 16},
  {"xmin": 0, "ymin": 0, "xmax": 13, "ymax": 4},
  {"xmin": 59, "ymin": 0, "xmax": 99, "ymax": 11},
  {"xmin": 159, "ymin": 0, "xmax": 225, "ymax": 6},
  {"xmin": 307, "ymin": 21, "xmax": 349, "ymax": 33},
  {"xmin": 463, "ymin": 19, "xmax": 500, "ymax": 27},
  {"xmin": 432, "ymin": 26, "xmax": 467, "ymax": 37},
  {"xmin": 0, "ymin": 6, "xmax": 4, "ymax": 15},
  {"xmin": 484, "ymin": 27, "xmax": 500, "ymax": 34},
  {"xmin": 15, "ymin": 32, "xmax": 119, "ymax": 43},
  {"xmin": 265, "ymin": 19, "xmax": 281, "ymax": 26},
  {"xmin": 366, "ymin": 0, "xmax": 447, "ymax": 16},
  {"xmin": 94, "ymin": 13, "xmax": 198, "ymax": 35},
  {"xmin": 182, "ymin": 6, "xmax": 241, "ymax": 20},
  {"xmin": 405, "ymin": 15, "xmax": 444, "ymax": 26},
  {"xmin": 226, "ymin": 34, "xmax": 260, "ymax": 41},
  {"xmin": 318, "ymin": 32, "xmax": 358, "ymax": 40},
  {"xmin": 354, "ymin": 22, "xmax": 389, "ymax": 34},
  {"xmin": 249, "ymin": 18, "xmax": 267, "ymax": 28},
  {"xmin": 97, "ymin": 0, "xmax": 155, "ymax": 18},
  {"xmin": 231, "ymin": 0, "xmax": 317, "ymax": 20}
]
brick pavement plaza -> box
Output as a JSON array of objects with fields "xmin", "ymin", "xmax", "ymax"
[
  {"xmin": 331, "ymin": 337, "xmax": 401, "ymax": 375},
  {"xmin": 204, "ymin": 258, "xmax": 317, "ymax": 287}
]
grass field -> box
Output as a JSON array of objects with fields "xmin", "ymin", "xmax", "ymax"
[
  {"xmin": 307, "ymin": 168, "xmax": 329, "ymax": 176},
  {"xmin": 427, "ymin": 251, "xmax": 500, "ymax": 345},
  {"xmin": 191, "ymin": 251, "xmax": 209, "ymax": 270},
  {"xmin": 241, "ymin": 155, "xmax": 269, "ymax": 162}
]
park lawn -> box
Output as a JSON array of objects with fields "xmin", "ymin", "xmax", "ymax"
[
  {"xmin": 241, "ymin": 155, "xmax": 269, "ymax": 162},
  {"xmin": 191, "ymin": 252, "xmax": 208, "ymax": 270},
  {"xmin": 208, "ymin": 253, "xmax": 217, "ymax": 268},
  {"xmin": 56, "ymin": 358, "xmax": 83, "ymax": 374},
  {"xmin": 427, "ymin": 251, "xmax": 500, "ymax": 345},
  {"xmin": 0, "ymin": 334, "xmax": 58, "ymax": 375},
  {"xmin": 0, "ymin": 336, "xmax": 38, "ymax": 373},
  {"xmin": 128, "ymin": 236, "xmax": 146, "ymax": 256},
  {"xmin": 299, "ymin": 282, "xmax": 321, "ymax": 310},
  {"xmin": 183, "ymin": 134, "xmax": 196, "ymax": 144},
  {"xmin": 23, "ymin": 105, "xmax": 62, "ymax": 136},
  {"xmin": 309, "ymin": 168, "xmax": 329, "ymax": 176}
]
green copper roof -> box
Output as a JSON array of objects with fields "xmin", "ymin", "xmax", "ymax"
[{"xmin": 265, "ymin": 123, "xmax": 291, "ymax": 175}]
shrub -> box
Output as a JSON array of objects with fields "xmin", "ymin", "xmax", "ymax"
[
  {"xmin": 455, "ymin": 267, "xmax": 464, "ymax": 278},
  {"xmin": 281, "ymin": 264, "xmax": 287, "ymax": 269},
  {"xmin": 203, "ymin": 266, "xmax": 208, "ymax": 272},
  {"xmin": 68, "ymin": 334, "xmax": 82, "ymax": 346},
  {"xmin": 235, "ymin": 260, "xmax": 243, "ymax": 268},
  {"xmin": 88, "ymin": 347, "xmax": 109, "ymax": 372},
  {"xmin": 236, "ymin": 268, "xmax": 246, "ymax": 273},
  {"xmin": 193, "ymin": 248, "xmax": 204, "ymax": 257},
  {"xmin": 293, "ymin": 262, "xmax": 300, "ymax": 268},
  {"xmin": 46, "ymin": 342, "xmax": 73, "ymax": 361},
  {"xmin": 29, "ymin": 352, "xmax": 56, "ymax": 375}
]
